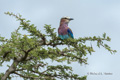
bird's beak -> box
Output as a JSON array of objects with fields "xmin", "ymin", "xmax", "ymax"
[{"xmin": 69, "ymin": 18, "xmax": 74, "ymax": 21}]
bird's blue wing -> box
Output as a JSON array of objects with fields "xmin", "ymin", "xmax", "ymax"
[{"xmin": 67, "ymin": 28, "xmax": 74, "ymax": 39}]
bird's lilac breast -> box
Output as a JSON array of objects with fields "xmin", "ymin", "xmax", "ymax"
[{"xmin": 58, "ymin": 27, "xmax": 68, "ymax": 35}]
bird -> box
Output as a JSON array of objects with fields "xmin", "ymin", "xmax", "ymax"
[{"xmin": 58, "ymin": 16, "xmax": 74, "ymax": 40}]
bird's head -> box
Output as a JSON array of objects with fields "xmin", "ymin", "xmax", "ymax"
[{"xmin": 60, "ymin": 16, "xmax": 74, "ymax": 24}]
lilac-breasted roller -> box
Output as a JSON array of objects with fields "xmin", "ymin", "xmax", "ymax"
[{"xmin": 58, "ymin": 17, "xmax": 74, "ymax": 40}]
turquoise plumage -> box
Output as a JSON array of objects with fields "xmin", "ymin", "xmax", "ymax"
[{"xmin": 58, "ymin": 17, "xmax": 74, "ymax": 40}]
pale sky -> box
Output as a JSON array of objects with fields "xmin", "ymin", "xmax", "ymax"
[{"xmin": 0, "ymin": 0, "xmax": 120, "ymax": 80}]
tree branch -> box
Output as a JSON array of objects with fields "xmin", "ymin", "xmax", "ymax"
[
  {"xmin": 14, "ymin": 72, "xmax": 34, "ymax": 79},
  {"xmin": 1, "ymin": 59, "xmax": 19, "ymax": 80},
  {"xmin": 3, "ymin": 51, "xmax": 11, "ymax": 58}
]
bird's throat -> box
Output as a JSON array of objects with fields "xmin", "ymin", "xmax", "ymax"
[{"xmin": 60, "ymin": 22, "xmax": 68, "ymax": 28}]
